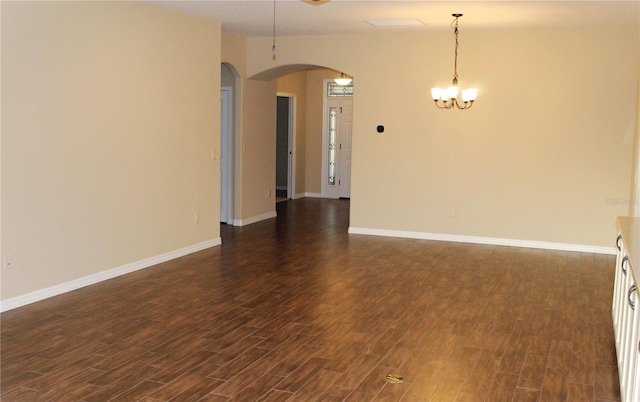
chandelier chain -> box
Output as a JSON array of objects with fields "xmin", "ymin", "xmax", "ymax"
[{"xmin": 453, "ymin": 16, "xmax": 459, "ymax": 83}]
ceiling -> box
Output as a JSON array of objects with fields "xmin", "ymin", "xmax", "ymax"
[{"xmin": 148, "ymin": 0, "xmax": 640, "ymax": 37}]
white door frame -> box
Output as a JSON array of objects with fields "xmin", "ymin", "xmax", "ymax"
[
  {"xmin": 220, "ymin": 87, "xmax": 234, "ymax": 224},
  {"xmin": 277, "ymin": 92, "xmax": 296, "ymax": 200}
]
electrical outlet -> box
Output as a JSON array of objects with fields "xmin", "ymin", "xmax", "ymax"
[
  {"xmin": 3, "ymin": 256, "xmax": 13, "ymax": 271},
  {"xmin": 194, "ymin": 213, "xmax": 200, "ymax": 224},
  {"xmin": 448, "ymin": 207, "xmax": 455, "ymax": 217},
  {"xmin": 268, "ymin": 189, "xmax": 272, "ymax": 198}
]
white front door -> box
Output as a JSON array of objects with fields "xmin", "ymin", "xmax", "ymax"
[
  {"xmin": 323, "ymin": 97, "xmax": 353, "ymax": 198},
  {"xmin": 338, "ymin": 101, "xmax": 352, "ymax": 198}
]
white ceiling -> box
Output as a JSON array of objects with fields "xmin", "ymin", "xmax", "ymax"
[{"xmin": 148, "ymin": 0, "xmax": 640, "ymax": 37}]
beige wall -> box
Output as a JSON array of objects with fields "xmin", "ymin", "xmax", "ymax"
[
  {"xmin": 241, "ymin": 79, "xmax": 277, "ymax": 218},
  {"xmin": 1, "ymin": 2, "xmax": 221, "ymax": 301},
  {"xmin": 222, "ymin": 34, "xmax": 277, "ymax": 221},
  {"xmin": 222, "ymin": 33, "xmax": 248, "ymax": 77},
  {"xmin": 633, "ymin": 65, "xmax": 640, "ymax": 217},
  {"xmin": 248, "ymin": 27, "xmax": 639, "ymax": 248}
]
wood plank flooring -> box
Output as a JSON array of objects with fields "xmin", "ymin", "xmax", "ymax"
[{"xmin": 1, "ymin": 198, "xmax": 620, "ymax": 401}]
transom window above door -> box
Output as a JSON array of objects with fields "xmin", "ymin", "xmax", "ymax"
[{"xmin": 327, "ymin": 82, "xmax": 353, "ymax": 97}]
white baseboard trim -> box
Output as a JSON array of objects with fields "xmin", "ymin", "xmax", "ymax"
[
  {"xmin": 302, "ymin": 192, "xmax": 324, "ymax": 198},
  {"xmin": 348, "ymin": 227, "xmax": 616, "ymax": 255},
  {"xmin": 233, "ymin": 211, "xmax": 277, "ymax": 227},
  {"xmin": 0, "ymin": 238, "xmax": 222, "ymax": 313},
  {"xmin": 281, "ymin": 193, "xmax": 333, "ymax": 200}
]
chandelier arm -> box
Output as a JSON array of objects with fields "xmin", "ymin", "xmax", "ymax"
[
  {"xmin": 454, "ymin": 100, "xmax": 474, "ymax": 110},
  {"xmin": 434, "ymin": 100, "xmax": 455, "ymax": 109}
]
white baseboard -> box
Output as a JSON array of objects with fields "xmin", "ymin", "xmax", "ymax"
[
  {"xmin": 282, "ymin": 193, "xmax": 331, "ymax": 200},
  {"xmin": 0, "ymin": 238, "xmax": 222, "ymax": 313},
  {"xmin": 348, "ymin": 227, "xmax": 616, "ymax": 255},
  {"xmin": 301, "ymin": 192, "xmax": 323, "ymax": 198},
  {"xmin": 234, "ymin": 211, "xmax": 277, "ymax": 226}
]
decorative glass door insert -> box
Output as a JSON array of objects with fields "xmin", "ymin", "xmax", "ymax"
[{"xmin": 328, "ymin": 107, "xmax": 338, "ymax": 186}]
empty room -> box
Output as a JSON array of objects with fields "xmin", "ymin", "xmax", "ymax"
[{"xmin": 2, "ymin": 1, "xmax": 639, "ymax": 401}]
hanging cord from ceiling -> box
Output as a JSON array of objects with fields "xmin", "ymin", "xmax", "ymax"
[{"xmin": 272, "ymin": 0, "xmax": 277, "ymax": 60}]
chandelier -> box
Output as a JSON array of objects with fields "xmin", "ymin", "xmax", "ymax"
[
  {"xmin": 431, "ymin": 14, "xmax": 477, "ymax": 109},
  {"xmin": 334, "ymin": 72, "xmax": 352, "ymax": 86}
]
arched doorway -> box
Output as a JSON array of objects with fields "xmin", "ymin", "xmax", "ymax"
[
  {"xmin": 269, "ymin": 67, "xmax": 354, "ymax": 200},
  {"xmin": 226, "ymin": 64, "xmax": 355, "ymax": 227}
]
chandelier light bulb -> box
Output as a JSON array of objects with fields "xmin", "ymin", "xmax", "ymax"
[
  {"xmin": 462, "ymin": 88, "xmax": 478, "ymax": 102},
  {"xmin": 448, "ymin": 85, "xmax": 459, "ymax": 99}
]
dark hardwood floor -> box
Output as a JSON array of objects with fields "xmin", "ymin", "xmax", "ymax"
[{"xmin": 1, "ymin": 198, "xmax": 620, "ymax": 401}]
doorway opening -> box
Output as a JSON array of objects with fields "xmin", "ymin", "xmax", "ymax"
[
  {"xmin": 276, "ymin": 93, "xmax": 296, "ymax": 202},
  {"xmin": 220, "ymin": 63, "xmax": 237, "ymax": 225}
]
